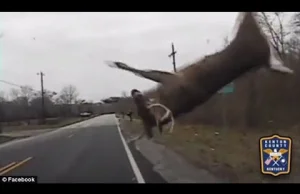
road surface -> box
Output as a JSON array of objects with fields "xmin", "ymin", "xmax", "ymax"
[{"xmin": 0, "ymin": 115, "xmax": 166, "ymax": 183}]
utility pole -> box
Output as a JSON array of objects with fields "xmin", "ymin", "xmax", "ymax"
[
  {"xmin": 37, "ymin": 72, "xmax": 45, "ymax": 124},
  {"xmin": 168, "ymin": 42, "xmax": 177, "ymax": 72}
]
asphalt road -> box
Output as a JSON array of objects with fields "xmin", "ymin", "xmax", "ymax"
[{"xmin": 0, "ymin": 115, "xmax": 166, "ymax": 183}]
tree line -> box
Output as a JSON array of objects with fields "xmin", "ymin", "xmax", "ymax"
[{"xmin": 0, "ymin": 84, "xmax": 93, "ymax": 124}]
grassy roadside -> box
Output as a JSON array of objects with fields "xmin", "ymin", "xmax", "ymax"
[{"xmin": 119, "ymin": 118, "xmax": 300, "ymax": 183}]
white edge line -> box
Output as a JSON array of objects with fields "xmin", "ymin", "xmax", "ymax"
[{"xmin": 114, "ymin": 115, "xmax": 145, "ymax": 183}]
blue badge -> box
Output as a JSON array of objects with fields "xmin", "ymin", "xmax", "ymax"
[{"xmin": 260, "ymin": 134, "xmax": 292, "ymax": 176}]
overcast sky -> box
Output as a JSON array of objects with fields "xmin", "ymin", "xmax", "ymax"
[{"xmin": 0, "ymin": 12, "xmax": 239, "ymax": 102}]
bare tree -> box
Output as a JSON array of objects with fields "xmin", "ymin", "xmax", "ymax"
[
  {"xmin": 286, "ymin": 12, "xmax": 300, "ymax": 56},
  {"xmin": 19, "ymin": 86, "xmax": 35, "ymax": 123},
  {"xmin": 292, "ymin": 12, "xmax": 300, "ymax": 33},
  {"xmin": 56, "ymin": 85, "xmax": 79, "ymax": 117},
  {"xmin": 0, "ymin": 91, "xmax": 6, "ymax": 102},
  {"xmin": 20, "ymin": 85, "xmax": 34, "ymax": 101},
  {"xmin": 58, "ymin": 85, "xmax": 79, "ymax": 104},
  {"xmin": 20, "ymin": 86, "xmax": 35, "ymax": 108},
  {"xmin": 286, "ymin": 36, "xmax": 300, "ymax": 57},
  {"xmin": 257, "ymin": 12, "xmax": 291, "ymax": 59},
  {"xmin": 9, "ymin": 88, "xmax": 20, "ymax": 100}
]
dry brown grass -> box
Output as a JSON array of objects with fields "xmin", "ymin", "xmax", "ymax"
[{"xmin": 120, "ymin": 118, "xmax": 300, "ymax": 183}]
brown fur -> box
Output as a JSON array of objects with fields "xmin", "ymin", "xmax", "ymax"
[
  {"xmin": 109, "ymin": 13, "xmax": 291, "ymax": 129},
  {"xmin": 156, "ymin": 12, "xmax": 271, "ymax": 123},
  {"xmin": 131, "ymin": 89, "xmax": 157, "ymax": 138}
]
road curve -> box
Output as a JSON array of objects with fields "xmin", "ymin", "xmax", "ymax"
[{"xmin": 0, "ymin": 115, "xmax": 166, "ymax": 183}]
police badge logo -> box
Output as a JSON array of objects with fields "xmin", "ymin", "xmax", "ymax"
[{"xmin": 259, "ymin": 134, "xmax": 292, "ymax": 176}]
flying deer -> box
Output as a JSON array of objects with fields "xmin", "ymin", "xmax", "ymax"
[{"xmin": 106, "ymin": 12, "xmax": 293, "ymax": 139}]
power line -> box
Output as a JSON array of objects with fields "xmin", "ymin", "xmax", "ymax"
[
  {"xmin": 0, "ymin": 79, "xmax": 40, "ymax": 95},
  {"xmin": 0, "ymin": 79, "xmax": 56, "ymax": 95},
  {"xmin": 0, "ymin": 79, "xmax": 25, "ymax": 88}
]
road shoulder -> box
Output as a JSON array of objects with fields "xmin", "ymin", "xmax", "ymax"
[{"xmin": 118, "ymin": 118, "xmax": 222, "ymax": 183}]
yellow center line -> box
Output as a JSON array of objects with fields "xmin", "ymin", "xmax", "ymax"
[
  {"xmin": 0, "ymin": 162, "xmax": 16, "ymax": 173},
  {"xmin": 0, "ymin": 157, "xmax": 33, "ymax": 176}
]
